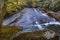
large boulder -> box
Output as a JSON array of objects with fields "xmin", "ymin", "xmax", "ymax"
[
  {"xmin": 13, "ymin": 30, "xmax": 58, "ymax": 40},
  {"xmin": 43, "ymin": 9, "xmax": 60, "ymax": 21}
]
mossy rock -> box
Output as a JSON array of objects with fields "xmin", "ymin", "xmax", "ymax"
[
  {"xmin": 0, "ymin": 26, "xmax": 22, "ymax": 40},
  {"xmin": 13, "ymin": 30, "xmax": 58, "ymax": 40}
]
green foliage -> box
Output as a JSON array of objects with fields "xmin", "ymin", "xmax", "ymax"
[
  {"xmin": 3, "ymin": 0, "xmax": 41, "ymax": 18},
  {"xmin": 0, "ymin": 0, "xmax": 41, "ymax": 14},
  {"xmin": 27, "ymin": 0, "xmax": 41, "ymax": 7},
  {"xmin": 0, "ymin": 0, "xmax": 4, "ymax": 9},
  {"xmin": 6, "ymin": 0, "xmax": 41, "ymax": 13},
  {"xmin": 42, "ymin": 0, "xmax": 60, "ymax": 11},
  {"xmin": 1, "ymin": 0, "xmax": 60, "ymax": 17},
  {"xmin": 1, "ymin": 0, "xmax": 60, "ymax": 12},
  {"xmin": 0, "ymin": 26, "xmax": 20, "ymax": 40},
  {"xmin": 6, "ymin": 0, "xmax": 27, "ymax": 13}
]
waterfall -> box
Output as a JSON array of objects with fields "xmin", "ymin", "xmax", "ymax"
[
  {"xmin": 2, "ymin": 12, "xmax": 22, "ymax": 25},
  {"xmin": 43, "ymin": 22, "xmax": 60, "ymax": 26},
  {"xmin": 35, "ymin": 21, "xmax": 44, "ymax": 30},
  {"xmin": 2, "ymin": 8, "xmax": 60, "ymax": 32}
]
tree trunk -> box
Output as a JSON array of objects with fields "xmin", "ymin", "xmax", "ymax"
[{"xmin": 0, "ymin": 0, "xmax": 7, "ymax": 28}]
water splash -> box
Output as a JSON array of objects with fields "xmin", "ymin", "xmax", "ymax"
[
  {"xmin": 35, "ymin": 21, "xmax": 44, "ymax": 30},
  {"xmin": 43, "ymin": 22, "xmax": 60, "ymax": 26}
]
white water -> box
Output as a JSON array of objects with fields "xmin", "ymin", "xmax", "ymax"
[
  {"xmin": 2, "ymin": 12, "xmax": 22, "ymax": 25},
  {"xmin": 2, "ymin": 8, "xmax": 60, "ymax": 31},
  {"xmin": 35, "ymin": 21, "xmax": 44, "ymax": 30}
]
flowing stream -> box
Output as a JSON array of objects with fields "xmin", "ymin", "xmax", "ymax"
[{"xmin": 2, "ymin": 8, "xmax": 60, "ymax": 32}]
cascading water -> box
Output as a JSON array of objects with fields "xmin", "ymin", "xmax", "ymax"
[
  {"xmin": 2, "ymin": 8, "xmax": 60, "ymax": 32},
  {"xmin": 2, "ymin": 12, "xmax": 22, "ymax": 25}
]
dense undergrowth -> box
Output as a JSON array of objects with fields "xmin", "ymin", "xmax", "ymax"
[
  {"xmin": 6, "ymin": 0, "xmax": 60, "ymax": 13},
  {"xmin": 42, "ymin": 0, "xmax": 60, "ymax": 12},
  {"xmin": 0, "ymin": 26, "xmax": 22, "ymax": 40},
  {"xmin": 0, "ymin": 0, "xmax": 60, "ymax": 18}
]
